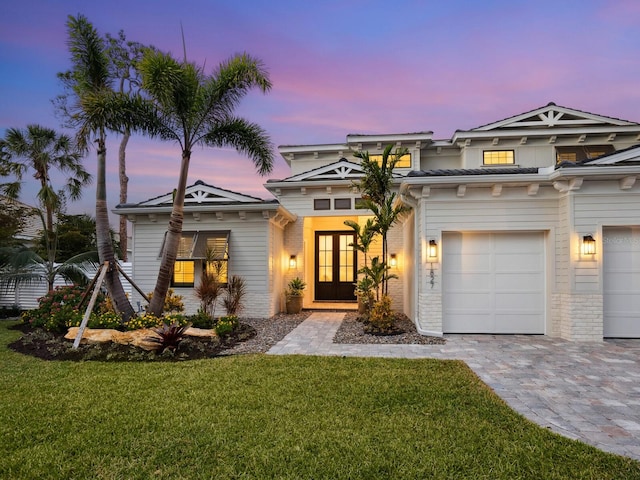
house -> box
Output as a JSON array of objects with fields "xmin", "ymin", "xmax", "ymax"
[{"xmin": 115, "ymin": 103, "xmax": 640, "ymax": 341}]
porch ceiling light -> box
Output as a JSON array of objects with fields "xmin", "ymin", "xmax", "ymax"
[
  {"xmin": 582, "ymin": 235, "xmax": 596, "ymax": 256},
  {"xmin": 289, "ymin": 255, "xmax": 297, "ymax": 269},
  {"xmin": 428, "ymin": 239, "xmax": 438, "ymax": 259},
  {"xmin": 389, "ymin": 254, "xmax": 397, "ymax": 268}
]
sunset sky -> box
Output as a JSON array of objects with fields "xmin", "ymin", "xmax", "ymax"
[{"xmin": 2, "ymin": 0, "xmax": 639, "ymax": 219}]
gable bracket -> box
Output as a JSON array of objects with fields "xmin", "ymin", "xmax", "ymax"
[{"xmin": 620, "ymin": 176, "xmax": 637, "ymax": 190}]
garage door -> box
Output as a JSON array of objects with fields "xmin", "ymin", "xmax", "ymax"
[
  {"xmin": 604, "ymin": 227, "xmax": 640, "ymax": 338},
  {"xmin": 442, "ymin": 231, "xmax": 545, "ymax": 334}
]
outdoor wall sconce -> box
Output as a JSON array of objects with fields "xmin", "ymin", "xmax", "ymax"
[
  {"xmin": 289, "ymin": 255, "xmax": 297, "ymax": 269},
  {"xmin": 389, "ymin": 254, "xmax": 397, "ymax": 268},
  {"xmin": 428, "ymin": 239, "xmax": 438, "ymax": 259},
  {"xmin": 582, "ymin": 235, "xmax": 596, "ymax": 256}
]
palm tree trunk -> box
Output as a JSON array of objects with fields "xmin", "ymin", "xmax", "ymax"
[
  {"xmin": 148, "ymin": 149, "xmax": 191, "ymax": 316},
  {"xmin": 118, "ymin": 130, "xmax": 130, "ymax": 261},
  {"xmin": 95, "ymin": 136, "xmax": 135, "ymax": 321}
]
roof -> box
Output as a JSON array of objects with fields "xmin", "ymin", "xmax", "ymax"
[
  {"xmin": 407, "ymin": 167, "xmax": 539, "ymax": 177},
  {"xmin": 117, "ymin": 180, "xmax": 272, "ymax": 209}
]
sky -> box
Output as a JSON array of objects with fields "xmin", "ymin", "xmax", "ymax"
[{"xmin": 1, "ymin": 0, "xmax": 639, "ymax": 222}]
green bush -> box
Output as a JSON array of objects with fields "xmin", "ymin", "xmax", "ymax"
[
  {"xmin": 215, "ymin": 315, "xmax": 239, "ymax": 337},
  {"xmin": 188, "ymin": 309, "xmax": 214, "ymax": 329},
  {"xmin": 366, "ymin": 294, "xmax": 394, "ymax": 333},
  {"xmin": 125, "ymin": 313, "xmax": 163, "ymax": 331},
  {"xmin": 66, "ymin": 311, "xmax": 123, "ymax": 330},
  {"xmin": 21, "ymin": 285, "xmax": 104, "ymax": 333},
  {"xmin": 146, "ymin": 288, "xmax": 184, "ymax": 314},
  {"xmin": 0, "ymin": 305, "xmax": 22, "ymax": 318}
]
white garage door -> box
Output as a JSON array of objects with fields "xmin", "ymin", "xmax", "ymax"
[
  {"xmin": 604, "ymin": 227, "xmax": 640, "ymax": 338},
  {"xmin": 442, "ymin": 231, "xmax": 545, "ymax": 334}
]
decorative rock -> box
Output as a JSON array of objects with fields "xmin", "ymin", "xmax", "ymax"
[{"xmin": 65, "ymin": 326, "xmax": 217, "ymax": 351}]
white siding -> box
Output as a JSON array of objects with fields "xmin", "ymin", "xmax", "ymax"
[{"xmin": 129, "ymin": 212, "xmax": 274, "ymax": 317}]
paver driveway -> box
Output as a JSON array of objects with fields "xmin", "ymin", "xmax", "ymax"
[{"xmin": 268, "ymin": 312, "xmax": 640, "ymax": 460}]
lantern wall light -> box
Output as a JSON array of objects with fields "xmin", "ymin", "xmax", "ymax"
[
  {"xmin": 389, "ymin": 253, "xmax": 397, "ymax": 268},
  {"xmin": 581, "ymin": 235, "xmax": 596, "ymax": 256},
  {"xmin": 289, "ymin": 255, "xmax": 297, "ymax": 269},
  {"xmin": 428, "ymin": 239, "xmax": 438, "ymax": 259}
]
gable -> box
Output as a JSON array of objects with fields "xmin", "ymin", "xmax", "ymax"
[
  {"xmin": 470, "ymin": 103, "xmax": 638, "ymax": 132},
  {"xmin": 138, "ymin": 180, "xmax": 264, "ymax": 206},
  {"xmin": 276, "ymin": 159, "xmax": 402, "ymax": 183},
  {"xmin": 279, "ymin": 159, "xmax": 366, "ymax": 182}
]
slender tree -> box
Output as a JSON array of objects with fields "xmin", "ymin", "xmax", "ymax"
[
  {"xmin": 137, "ymin": 50, "xmax": 274, "ymax": 316},
  {"xmin": 354, "ymin": 145, "xmax": 410, "ymax": 296},
  {"xmin": 0, "ymin": 125, "xmax": 90, "ymax": 268},
  {"xmin": 105, "ymin": 31, "xmax": 150, "ymax": 261},
  {"xmin": 55, "ymin": 14, "xmax": 137, "ymax": 320}
]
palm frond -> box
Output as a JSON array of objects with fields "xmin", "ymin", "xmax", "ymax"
[{"xmin": 202, "ymin": 118, "xmax": 273, "ymax": 175}]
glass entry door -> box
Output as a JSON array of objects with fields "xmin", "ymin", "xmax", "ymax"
[{"xmin": 315, "ymin": 231, "xmax": 356, "ymax": 301}]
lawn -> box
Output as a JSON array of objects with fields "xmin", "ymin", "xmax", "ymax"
[{"xmin": 1, "ymin": 320, "xmax": 639, "ymax": 480}]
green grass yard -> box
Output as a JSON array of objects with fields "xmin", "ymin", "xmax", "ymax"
[{"xmin": 1, "ymin": 320, "xmax": 639, "ymax": 479}]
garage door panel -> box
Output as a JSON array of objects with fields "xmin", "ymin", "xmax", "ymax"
[
  {"xmin": 495, "ymin": 273, "xmax": 544, "ymax": 291},
  {"xmin": 604, "ymin": 227, "xmax": 640, "ymax": 338},
  {"xmin": 443, "ymin": 231, "xmax": 545, "ymax": 334},
  {"xmin": 495, "ymin": 254, "xmax": 543, "ymax": 272},
  {"xmin": 445, "ymin": 314, "xmax": 494, "ymax": 333},
  {"xmin": 443, "ymin": 254, "xmax": 491, "ymax": 273},
  {"xmin": 495, "ymin": 292, "xmax": 543, "ymax": 310},
  {"xmin": 444, "ymin": 273, "xmax": 492, "ymax": 291},
  {"xmin": 495, "ymin": 314, "xmax": 544, "ymax": 334},
  {"xmin": 443, "ymin": 292, "xmax": 492, "ymax": 310}
]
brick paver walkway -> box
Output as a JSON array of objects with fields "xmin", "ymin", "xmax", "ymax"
[{"xmin": 268, "ymin": 311, "xmax": 640, "ymax": 461}]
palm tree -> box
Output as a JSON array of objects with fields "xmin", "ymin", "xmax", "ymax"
[
  {"xmin": 0, "ymin": 208, "xmax": 98, "ymax": 292},
  {"xmin": 105, "ymin": 30, "xmax": 151, "ymax": 261},
  {"xmin": 0, "ymin": 125, "xmax": 90, "ymax": 267},
  {"xmin": 137, "ymin": 49, "xmax": 274, "ymax": 316},
  {"xmin": 354, "ymin": 145, "xmax": 410, "ymax": 296},
  {"xmin": 56, "ymin": 14, "xmax": 137, "ymax": 321}
]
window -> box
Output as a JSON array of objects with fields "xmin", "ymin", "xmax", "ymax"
[
  {"xmin": 173, "ymin": 260, "xmax": 195, "ymax": 287},
  {"xmin": 314, "ymin": 199, "xmax": 330, "ymax": 210},
  {"xmin": 355, "ymin": 198, "xmax": 367, "ymax": 209},
  {"xmin": 369, "ymin": 152, "xmax": 411, "ymax": 168},
  {"xmin": 555, "ymin": 145, "xmax": 615, "ymax": 164},
  {"xmin": 483, "ymin": 150, "xmax": 515, "ymax": 165},
  {"xmin": 161, "ymin": 231, "xmax": 230, "ymax": 287},
  {"xmin": 334, "ymin": 198, "xmax": 351, "ymax": 210}
]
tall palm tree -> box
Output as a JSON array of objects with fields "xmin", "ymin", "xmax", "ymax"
[
  {"xmin": 354, "ymin": 145, "xmax": 410, "ymax": 296},
  {"xmin": 137, "ymin": 50, "xmax": 274, "ymax": 316},
  {"xmin": 105, "ymin": 30, "xmax": 151, "ymax": 261},
  {"xmin": 56, "ymin": 14, "xmax": 137, "ymax": 320},
  {"xmin": 0, "ymin": 125, "xmax": 90, "ymax": 267}
]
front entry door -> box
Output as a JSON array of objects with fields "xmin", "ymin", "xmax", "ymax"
[{"xmin": 315, "ymin": 231, "xmax": 357, "ymax": 301}]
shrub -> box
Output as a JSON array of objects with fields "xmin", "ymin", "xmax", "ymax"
[
  {"xmin": 195, "ymin": 271, "xmax": 223, "ymax": 318},
  {"xmin": 215, "ymin": 315, "xmax": 239, "ymax": 337},
  {"xmin": 0, "ymin": 305, "xmax": 22, "ymax": 318},
  {"xmin": 146, "ymin": 288, "xmax": 184, "ymax": 314},
  {"xmin": 366, "ymin": 295, "xmax": 394, "ymax": 333},
  {"xmin": 21, "ymin": 285, "xmax": 103, "ymax": 333},
  {"xmin": 222, "ymin": 275, "xmax": 246, "ymax": 316},
  {"xmin": 125, "ymin": 313, "xmax": 163, "ymax": 331},
  {"xmin": 188, "ymin": 309, "xmax": 214, "ymax": 329},
  {"xmin": 147, "ymin": 322, "xmax": 191, "ymax": 353}
]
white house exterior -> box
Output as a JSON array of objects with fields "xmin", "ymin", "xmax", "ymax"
[{"xmin": 116, "ymin": 103, "xmax": 640, "ymax": 341}]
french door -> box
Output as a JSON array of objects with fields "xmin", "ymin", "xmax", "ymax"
[{"xmin": 315, "ymin": 231, "xmax": 357, "ymax": 301}]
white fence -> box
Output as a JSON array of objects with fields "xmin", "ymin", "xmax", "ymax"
[{"xmin": 0, "ymin": 262, "xmax": 133, "ymax": 310}]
